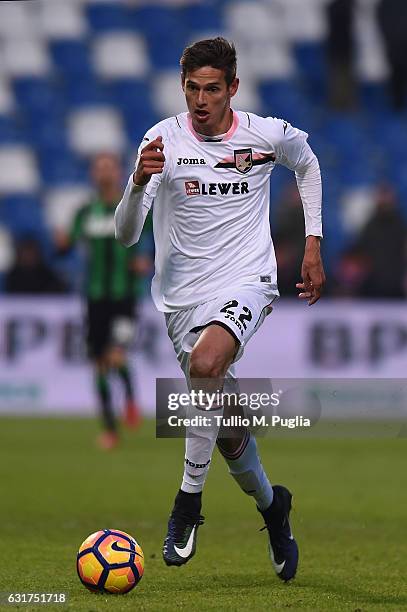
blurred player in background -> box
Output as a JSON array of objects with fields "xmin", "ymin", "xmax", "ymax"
[
  {"xmin": 115, "ymin": 38, "xmax": 324, "ymax": 580},
  {"xmin": 57, "ymin": 153, "xmax": 151, "ymax": 449}
]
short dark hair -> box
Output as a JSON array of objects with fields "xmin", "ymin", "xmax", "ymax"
[{"xmin": 180, "ymin": 37, "xmax": 237, "ymax": 86}]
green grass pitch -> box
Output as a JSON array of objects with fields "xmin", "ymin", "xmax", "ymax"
[{"xmin": 0, "ymin": 417, "xmax": 406, "ymax": 611}]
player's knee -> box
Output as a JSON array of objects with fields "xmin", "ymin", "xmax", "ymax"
[{"xmin": 189, "ymin": 349, "xmax": 226, "ymax": 379}]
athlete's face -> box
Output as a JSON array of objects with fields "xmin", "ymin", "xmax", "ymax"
[
  {"xmin": 182, "ymin": 66, "xmax": 239, "ymax": 136},
  {"xmin": 91, "ymin": 154, "xmax": 121, "ymax": 197}
]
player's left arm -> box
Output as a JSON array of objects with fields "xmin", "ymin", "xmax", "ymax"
[{"xmin": 273, "ymin": 119, "xmax": 325, "ymax": 305}]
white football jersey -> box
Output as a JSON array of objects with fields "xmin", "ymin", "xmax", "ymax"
[{"xmin": 116, "ymin": 110, "xmax": 322, "ymax": 312}]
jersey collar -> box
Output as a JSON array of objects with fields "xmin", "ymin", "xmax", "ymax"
[{"xmin": 187, "ymin": 110, "xmax": 239, "ymax": 142}]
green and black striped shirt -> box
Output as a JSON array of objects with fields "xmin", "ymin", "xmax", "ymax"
[{"xmin": 71, "ymin": 198, "xmax": 152, "ymax": 300}]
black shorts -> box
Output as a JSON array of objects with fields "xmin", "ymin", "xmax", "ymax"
[{"xmin": 86, "ymin": 298, "xmax": 137, "ymax": 359}]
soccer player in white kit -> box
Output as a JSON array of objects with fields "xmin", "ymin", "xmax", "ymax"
[{"xmin": 115, "ymin": 38, "xmax": 325, "ymax": 581}]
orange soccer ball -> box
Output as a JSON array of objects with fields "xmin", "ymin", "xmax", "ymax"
[{"xmin": 77, "ymin": 529, "xmax": 144, "ymax": 594}]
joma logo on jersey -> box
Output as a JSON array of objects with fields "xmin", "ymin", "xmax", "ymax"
[
  {"xmin": 177, "ymin": 157, "xmax": 206, "ymax": 165},
  {"xmin": 185, "ymin": 181, "xmax": 249, "ymax": 196}
]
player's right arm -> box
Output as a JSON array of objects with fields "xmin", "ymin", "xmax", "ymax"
[{"xmin": 115, "ymin": 137, "xmax": 165, "ymax": 247}]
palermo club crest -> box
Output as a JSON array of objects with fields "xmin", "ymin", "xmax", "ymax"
[
  {"xmin": 234, "ymin": 148, "xmax": 253, "ymax": 174},
  {"xmin": 215, "ymin": 149, "xmax": 275, "ymax": 172}
]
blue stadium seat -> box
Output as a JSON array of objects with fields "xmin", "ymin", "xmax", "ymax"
[
  {"xmin": 24, "ymin": 102, "xmax": 65, "ymax": 126},
  {"xmin": 383, "ymin": 155, "xmax": 407, "ymax": 194},
  {"xmin": 307, "ymin": 134, "xmax": 339, "ymax": 170},
  {"xmin": 38, "ymin": 150, "xmax": 89, "ymax": 185},
  {"xmin": 182, "ymin": 3, "xmax": 224, "ymax": 31},
  {"xmin": 13, "ymin": 78, "xmax": 65, "ymax": 114},
  {"xmin": 110, "ymin": 79, "xmax": 159, "ymax": 142},
  {"xmin": 337, "ymin": 159, "xmax": 376, "ymax": 187},
  {"xmin": 124, "ymin": 109, "xmax": 161, "ymax": 148},
  {"xmin": 0, "ymin": 116, "xmax": 26, "ymax": 144},
  {"xmin": 320, "ymin": 113, "xmax": 370, "ymax": 152},
  {"xmin": 360, "ymin": 83, "xmax": 391, "ymax": 116},
  {"xmin": 63, "ymin": 77, "xmax": 111, "ymax": 107},
  {"xmin": 320, "ymin": 113, "xmax": 385, "ymax": 190},
  {"xmin": 134, "ymin": 6, "xmax": 184, "ymax": 36},
  {"xmin": 50, "ymin": 40, "xmax": 93, "ymax": 77},
  {"xmin": 13, "ymin": 80, "xmax": 67, "ymax": 149},
  {"xmin": 134, "ymin": 6, "xmax": 187, "ymax": 68},
  {"xmin": 0, "ymin": 195, "xmax": 47, "ymax": 238},
  {"xmin": 25, "ymin": 113, "xmax": 68, "ymax": 152},
  {"xmin": 293, "ymin": 43, "xmax": 327, "ymax": 103},
  {"xmin": 109, "ymin": 79, "xmax": 152, "ymax": 114},
  {"xmin": 269, "ymin": 165, "xmax": 292, "ymax": 216},
  {"xmin": 259, "ymin": 79, "xmax": 313, "ymax": 127},
  {"xmin": 373, "ymin": 113, "xmax": 407, "ymax": 157},
  {"xmin": 86, "ymin": 3, "xmax": 133, "ymax": 32},
  {"xmin": 320, "ymin": 190, "xmax": 347, "ymax": 267},
  {"xmin": 396, "ymin": 175, "xmax": 407, "ymax": 219},
  {"xmin": 148, "ymin": 38, "xmax": 187, "ymax": 69}
]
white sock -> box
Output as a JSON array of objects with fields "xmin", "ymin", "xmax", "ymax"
[
  {"xmin": 221, "ymin": 433, "xmax": 273, "ymax": 510},
  {"xmin": 181, "ymin": 402, "xmax": 223, "ymax": 493},
  {"xmin": 181, "ymin": 408, "xmax": 223, "ymax": 493}
]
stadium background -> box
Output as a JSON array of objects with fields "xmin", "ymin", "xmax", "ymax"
[
  {"xmin": 0, "ymin": 0, "xmax": 406, "ymax": 415},
  {"xmin": 0, "ymin": 2, "xmax": 406, "ymax": 610}
]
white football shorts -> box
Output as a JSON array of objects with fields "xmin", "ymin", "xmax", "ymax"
[{"xmin": 165, "ymin": 283, "xmax": 277, "ymax": 376}]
